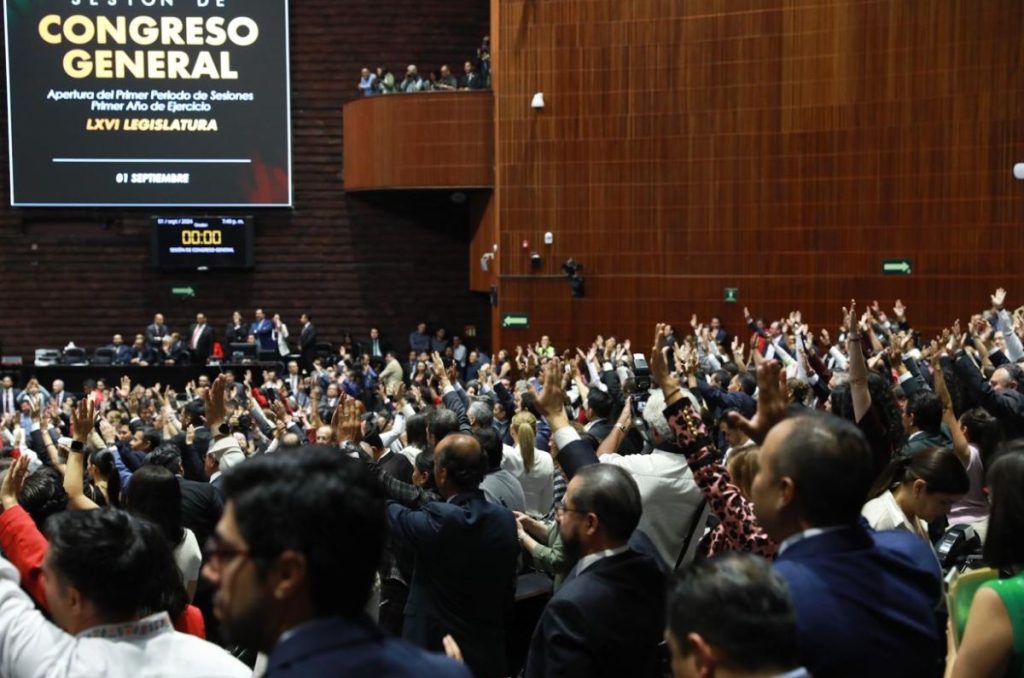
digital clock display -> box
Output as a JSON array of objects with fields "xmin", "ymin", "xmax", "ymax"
[{"xmin": 152, "ymin": 216, "xmax": 254, "ymax": 270}]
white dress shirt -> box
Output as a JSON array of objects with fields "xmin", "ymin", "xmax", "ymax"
[{"xmin": 0, "ymin": 556, "xmax": 249, "ymax": 677}]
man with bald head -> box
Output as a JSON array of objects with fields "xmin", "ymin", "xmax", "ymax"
[
  {"xmin": 751, "ymin": 413, "xmax": 944, "ymax": 678},
  {"xmin": 386, "ymin": 434, "xmax": 519, "ymax": 678}
]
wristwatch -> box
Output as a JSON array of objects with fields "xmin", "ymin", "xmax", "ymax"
[{"xmin": 70, "ymin": 440, "xmax": 85, "ymax": 452}]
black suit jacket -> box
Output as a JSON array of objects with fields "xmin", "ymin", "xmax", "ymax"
[
  {"xmin": 188, "ymin": 324, "xmax": 215, "ymax": 362},
  {"xmin": 178, "ymin": 477, "xmax": 223, "ymax": 549},
  {"xmin": 953, "ymin": 353, "xmax": 1024, "ymax": 440},
  {"xmin": 0, "ymin": 388, "xmax": 21, "ymax": 415},
  {"xmin": 585, "ymin": 419, "xmax": 614, "ymax": 443},
  {"xmin": 524, "ymin": 548, "xmax": 666, "ymax": 678},
  {"xmin": 299, "ymin": 323, "xmax": 317, "ymax": 352},
  {"xmin": 145, "ymin": 323, "xmax": 168, "ymax": 348},
  {"xmin": 387, "ymin": 491, "xmax": 519, "ymax": 678},
  {"xmin": 224, "ymin": 323, "xmax": 247, "ymax": 345}
]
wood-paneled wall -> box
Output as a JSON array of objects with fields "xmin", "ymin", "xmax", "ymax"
[
  {"xmin": 344, "ymin": 92, "xmax": 494, "ymax": 190},
  {"xmin": 491, "ymin": 0, "xmax": 1024, "ymax": 350},
  {"xmin": 0, "ymin": 0, "xmax": 492, "ymax": 360}
]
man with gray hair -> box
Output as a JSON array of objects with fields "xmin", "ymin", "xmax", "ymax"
[
  {"xmin": 466, "ymin": 400, "xmax": 493, "ymax": 430},
  {"xmin": 524, "ymin": 464, "xmax": 667, "ymax": 677}
]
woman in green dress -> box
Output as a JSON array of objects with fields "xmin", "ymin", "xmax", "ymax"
[{"xmin": 953, "ymin": 447, "xmax": 1024, "ymax": 677}]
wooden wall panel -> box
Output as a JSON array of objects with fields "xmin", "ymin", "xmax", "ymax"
[
  {"xmin": 0, "ymin": 0, "xmax": 492, "ymax": 359},
  {"xmin": 492, "ymin": 0, "xmax": 1024, "ymax": 349},
  {"xmin": 343, "ymin": 92, "xmax": 494, "ymax": 190}
]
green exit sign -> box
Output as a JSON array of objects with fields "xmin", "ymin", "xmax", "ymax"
[
  {"xmin": 724, "ymin": 288, "xmax": 739, "ymax": 303},
  {"xmin": 882, "ymin": 259, "xmax": 912, "ymax": 275},
  {"xmin": 171, "ymin": 286, "xmax": 196, "ymax": 298},
  {"xmin": 501, "ymin": 313, "xmax": 530, "ymax": 329}
]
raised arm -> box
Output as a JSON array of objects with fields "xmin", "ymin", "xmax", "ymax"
[
  {"xmin": 64, "ymin": 400, "xmax": 99, "ymax": 511},
  {"xmin": 931, "ymin": 355, "xmax": 970, "ymax": 465},
  {"xmin": 844, "ymin": 301, "xmax": 872, "ymax": 423}
]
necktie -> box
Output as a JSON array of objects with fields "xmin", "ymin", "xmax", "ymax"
[
  {"xmin": 191, "ymin": 325, "xmax": 203, "ymax": 349},
  {"xmin": 373, "ymin": 340, "xmax": 381, "ymax": 357}
]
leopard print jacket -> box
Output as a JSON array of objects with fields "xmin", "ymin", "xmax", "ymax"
[{"xmin": 664, "ymin": 399, "xmax": 777, "ymax": 559}]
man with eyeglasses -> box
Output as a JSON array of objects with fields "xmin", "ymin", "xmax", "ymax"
[
  {"xmin": 202, "ymin": 447, "xmax": 469, "ymax": 677},
  {"xmin": 524, "ymin": 463, "xmax": 667, "ymax": 678}
]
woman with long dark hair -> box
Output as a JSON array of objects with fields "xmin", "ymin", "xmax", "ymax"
[
  {"xmin": 126, "ymin": 465, "xmax": 202, "ymax": 602},
  {"xmin": 65, "ymin": 445, "xmax": 122, "ymax": 510}
]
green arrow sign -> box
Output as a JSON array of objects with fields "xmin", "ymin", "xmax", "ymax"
[
  {"xmin": 882, "ymin": 259, "xmax": 912, "ymax": 275},
  {"xmin": 501, "ymin": 313, "xmax": 530, "ymax": 329},
  {"xmin": 171, "ymin": 286, "xmax": 196, "ymax": 298},
  {"xmin": 724, "ymin": 287, "xmax": 738, "ymax": 303}
]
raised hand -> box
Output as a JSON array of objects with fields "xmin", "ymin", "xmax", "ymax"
[
  {"xmin": 71, "ymin": 398, "xmax": 95, "ymax": 443},
  {"xmin": 533, "ymin": 359, "xmax": 567, "ymax": 424},
  {"xmin": 992, "ymin": 288, "xmax": 1007, "ymax": 310},
  {"xmin": 0, "ymin": 455, "xmax": 29, "ymax": 511},
  {"xmin": 332, "ymin": 396, "xmax": 364, "ymax": 444},
  {"xmin": 651, "ymin": 324, "xmax": 680, "ymax": 395},
  {"xmin": 841, "ymin": 300, "xmax": 858, "ymax": 336},
  {"xmin": 727, "ymin": 360, "xmax": 788, "ymax": 445},
  {"xmin": 119, "ymin": 375, "xmax": 132, "ymax": 399},
  {"xmin": 431, "ymin": 352, "xmax": 450, "ymax": 387},
  {"xmin": 204, "ymin": 375, "xmax": 228, "ymax": 431},
  {"xmin": 892, "ymin": 299, "xmax": 907, "ymax": 320}
]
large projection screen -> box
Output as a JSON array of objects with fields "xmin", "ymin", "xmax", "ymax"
[{"xmin": 3, "ymin": 0, "xmax": 292, "ymax": 207}]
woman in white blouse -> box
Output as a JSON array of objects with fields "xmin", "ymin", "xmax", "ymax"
[
  {"xmin": 861, "ymin": 447, "xmax": 969, "ymax": 541},
  {"xmin": 126, "ymin": 465, "xmax": 202, "ymax": 601},
  {"xmin": 502, "ymin": 411, "xmax": 554, "ymax": 518},
  {"xmin": 273, "ymin": 314, "xmax": 290, "ymax": 358}
]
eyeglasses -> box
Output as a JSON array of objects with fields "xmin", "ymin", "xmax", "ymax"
[
  {"xmin": 554, "ymin": 501, "xmax": 587, "ymax": 518},
  {"xmin": 204, "ymin": 535, "xmax": 252, "ymax": 570}
]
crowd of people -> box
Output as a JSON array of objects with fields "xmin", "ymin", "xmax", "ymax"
[
  {"xmin": 0, "ymin": 289, "xmax": 1023, "ymax": 676},
  {"xmin": 358, "ymin": 36, "xmax": 490, "ymax": 95}
]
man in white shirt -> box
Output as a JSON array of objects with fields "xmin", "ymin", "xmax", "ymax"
[
  {"xmin": 557, "ymin": 388, "xmax": 703, "ymax": 567},
  {"xmin": 0, "ymin": 495, "xmax": 248, "ymax": 677}
]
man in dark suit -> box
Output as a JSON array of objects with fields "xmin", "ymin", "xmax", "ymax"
[
  {"xmin": 387, "ymin": 434, "xmax": 519, "ymax": 678},
  {"xmin": 899, "ymin": 391, "xmax": 949, "ymax": 457},
  {"xmin": 187, "ymin": 312, "xmax": 215, "ymax": 364},
  {"xmin": 953, "ymin": 354, "xmax": 1024, "ymax": 440},
  {"xmin": 365, "ymin": 327, "xmax": 389, "ymax": 362},
  {"xmin": 145, "ymin": 312, "xmax": 169, "ymax": 350},
  {"xmin": 524, "ymin": 464, "xmax": 666, "ymax": 678},
  {"xmin": 0, "ymin": 376, "xmax": 20, "ymax": 416},
  {"xmin": 106, "ymin": 334, "xmax": 133, "ymax": 364},
  {"xmin": 583, "ymin": 389, "xmax": 615, "ymax": 442},
  {"xmin": 205, "ymin": 448, "xmax": 468, "ymax": 678},
  {"xmin": 750, "ymin": 411, "xmax": 944, "ymax": 678},
  {"xmin": 299, "ymin": 313, "xmax": 317, "ymax": 370},
  {"xmin": 249, "ymin": 308, "xmax": 275, "ymax": 353}
]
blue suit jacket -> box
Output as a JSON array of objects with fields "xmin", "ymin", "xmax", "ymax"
[
  {"xmin": 387, "ymin": 490, "xmax": 519, "ymax": 678},
  {"xmin": 524, "ymin": 547, "xmax": 666, "ymax": 678},
  {"xmin": 265, "ymin": 615, "xmax": 470, "ymax": 678},
  {"xmin": 775, "ymin": 523, "xmax": 944, "ymax": 678},
  {"xmin": 250, "ymin": 319, "xmax": 274, "ymax": 351}
]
